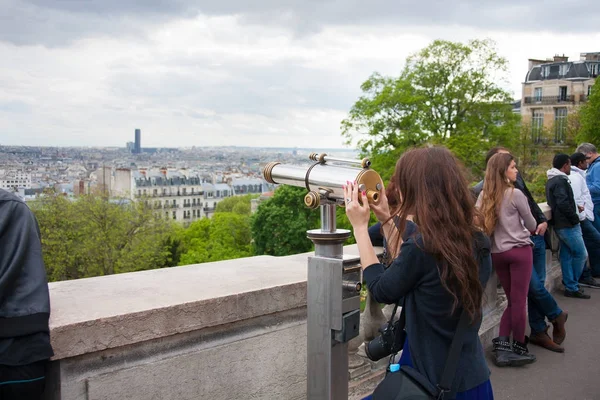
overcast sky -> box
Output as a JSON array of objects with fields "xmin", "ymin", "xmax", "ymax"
[{"xmin": 1, "ymin": 1, "xmax": 599, "ymax": 149}]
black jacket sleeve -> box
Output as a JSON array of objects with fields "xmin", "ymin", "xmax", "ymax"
[
  {"xmin": 515, "ymin": 174, "xmax": 547, "ymax": 224},
  {"xmin": 553, "ymin": 180, "xmax": 580, "ymax": 226},
  {"xmin": 368, "ymin": 222, "xmax": 384, "ymax": 247},
  {"xmin": 363, "ymin": 238, "xmax": 425, "ymax": 304},
  {"xmin": 0, "ymin": 201, "xmax": 41, "ymax": 303}
]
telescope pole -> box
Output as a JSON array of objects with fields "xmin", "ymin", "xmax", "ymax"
[{"xmin": 307, "ymin": 201, "xmax": 352, "ymax": 400}]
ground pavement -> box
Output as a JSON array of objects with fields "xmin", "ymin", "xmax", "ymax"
[{"xmin": 489, "ymin": 289, "xmax": 600, "ymax": 400}]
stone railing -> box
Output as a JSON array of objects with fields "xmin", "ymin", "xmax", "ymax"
[{"xmin": 43, "ymin": 204, "xmax": 563, "ymax": 400}]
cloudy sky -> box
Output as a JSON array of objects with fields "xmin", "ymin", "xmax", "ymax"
[{"xmin": 1, "ymin": 1, "xmax": 599, "ymax": 149}]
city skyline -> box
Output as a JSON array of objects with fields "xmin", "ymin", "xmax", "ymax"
[{"xmin": 1, "ymin": 1, "xmax": 599, "ymax": 148}]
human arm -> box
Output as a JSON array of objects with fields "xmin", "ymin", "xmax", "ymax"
[
  {"xmin": 552, "ymin": 181, "xmax": 581, "ymax": 225},
  {"xmin": 515, "ymin": 174, "xmax": 548, "ymax": 231},
  {"xmin": 0, "ymin": 201, "xmax": 41, "ymax": 303},
  {"xmin": 587, "ymin": 164, "xmax": 600, "ymax": 198},
  {"xmin": 514, "ymin": 189, "xmax": 538, "ymax": 232}
]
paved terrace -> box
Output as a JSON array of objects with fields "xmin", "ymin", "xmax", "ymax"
[{"xmin": 490, "ymin": 290, "xmax": 600, "ymax": 400}]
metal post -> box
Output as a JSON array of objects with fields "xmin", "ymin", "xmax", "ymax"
[{"xmin": 307, "ymin": 201, "xmax": 360, "ymax": 400}]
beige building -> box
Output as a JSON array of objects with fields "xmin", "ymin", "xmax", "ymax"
[{"xmin": 521, "ymin": 52, "xmax": 598, "ymax": 143}]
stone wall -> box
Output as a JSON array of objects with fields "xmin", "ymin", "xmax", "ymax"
[{"xmin": 43, "ymin": 205, "xmax": 564, "ymax": 400}]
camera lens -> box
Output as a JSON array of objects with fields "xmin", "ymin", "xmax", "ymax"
[{"xmin": 365, "ymin": 335, "xmax": 391, "ymax": 362}]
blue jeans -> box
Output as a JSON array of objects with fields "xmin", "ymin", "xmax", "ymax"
[
  {"xmin": 592, "ymin": 205, "xmax": 600, "ymax": 233},
  {"xmin": 528, "ymin": 235, "xmax": 562, "ymax": 334},
  {"xmin": 581, "ymin": 218, "xmax": 600, "ymax": 276},
  {"xmin": 555, "ymin": 225, "xmax": 588, "ymax": 292}
]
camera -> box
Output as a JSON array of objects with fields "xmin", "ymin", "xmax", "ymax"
[{"xmin": 365, "ymin": 318, "xmax": 405, "ymax": 362}]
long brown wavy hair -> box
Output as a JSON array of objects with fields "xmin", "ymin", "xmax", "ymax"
[
  {"xmin": 478, "ymin": 153, "xmax": 514, "ymax": 236},
  {"xmin": 386, "ymin": 147, "xmax": 484, "ymax": 320}
]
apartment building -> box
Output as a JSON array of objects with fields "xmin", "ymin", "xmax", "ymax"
[
  {"xmin": 0, "ymin": 169, "xmax": 32, "ymax": 190},
  {"xmin": 521, "ymin": 52, "xmax": 598, "ymax": 143}
]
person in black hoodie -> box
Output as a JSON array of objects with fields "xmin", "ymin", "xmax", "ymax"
[
  {"xmin": 0, "ymin": 189, "xmax": 54, "ymax": 399},
  {"xmin": 546, "ymin": 154, "xmax": 590, "ymax": 299}
]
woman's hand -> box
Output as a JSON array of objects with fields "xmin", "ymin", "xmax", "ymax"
[
  {"xmin": 369, "ymin": 186, "xmax": 391, "ymax": 223},
  {"xmin": 344, "ymin": 181, "xmax": 371, "ymax": 230}
]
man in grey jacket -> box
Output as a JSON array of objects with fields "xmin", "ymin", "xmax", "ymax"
[{"xmin": 0, "ymin": 189, "xmax": 54, "ymax": 399}]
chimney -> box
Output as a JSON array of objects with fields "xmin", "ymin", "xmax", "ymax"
[{"xmin": 554, "ymin": 54, "xmax": 569, "ymax": 62}]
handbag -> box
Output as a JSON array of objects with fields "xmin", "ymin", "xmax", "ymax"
[{"xmin": 371, "ymin": 306, "xmax": 470, "ymax": 400}]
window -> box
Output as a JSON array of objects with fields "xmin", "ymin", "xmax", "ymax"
[
  {"xmin": 559, "ymin": 86, "xmax": 567, "ymax": 101},
  {"xmin": 172, "ymin": 199, "xmax": 176, "ymax": 206},
  {"xmin": 183, "ymin": 188, "xmax": 187, "ymax": 195},
  {"xmin": 172, "ymin": 211, "xmax": 176, "ymax": 220},
  {"xmin": 554, "ymin": 108, "xmax": 568, "ymax": 143},
  {"xmin": 590, "ymin": 63, "xmax": 599, "ymax": 77},
  {"xmin": 541, "ymin": 66, "xmax": 550, "ymax": 78},
  {"xmin": 532, "ymin": 110, "xmax": 544, "ymax": 143},
  {"xmin": 534, "ymin": 88, "xmax": 543, "ymax": 102},
  {"xmin": 559, "ymin": 64, "xmax": 569, "ymax": 76},
  {"xmin": 589, "ymin": 85, "xmax": 594, "ymax": 97}
]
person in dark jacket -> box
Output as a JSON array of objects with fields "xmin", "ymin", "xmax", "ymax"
[
  {"xmin": 474, "ymin": 147, "xmax": 567, "ymax": 353},
  {"xmin": 546, "ymin": 154, "xmax": 590, "ymax": 299},
  {"xmin": 0, "ymin": 189, "xmax": 54, "ymax": 399},
  {"xmin": 345, "ymin": 147, "xmax": 493, "ymax": 400}
]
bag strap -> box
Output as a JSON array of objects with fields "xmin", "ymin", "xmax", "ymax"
[{"xmin": 436, "ymin": 309, "xmax": 469, "ymax": 396}]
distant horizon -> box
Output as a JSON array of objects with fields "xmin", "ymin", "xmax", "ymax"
[{"xmin": 0, "ymin": 143, "xmax": 357, "ymax": 152}]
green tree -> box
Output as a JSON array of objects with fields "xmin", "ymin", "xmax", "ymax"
[
  {"xmin": 577, "ymin": 83, "xmax": 600, "ymax": 143},
  {"xmin": 251, "ymin": 185, "xmax": 320, "ymax": 256},
  {"xmin": 30, "ymin": 194, "xmax": 178, "ymax": 281},
  {"xmin": 215, "ymin": 194, "xmax": 256, "ymax": 215},
  {"xmin": 178, "ymin": 212, "xmax": 253, "ymax": 265},
  {"xmin": 342, "ymin": 38, "xmax": 520, "ymax": 180}
]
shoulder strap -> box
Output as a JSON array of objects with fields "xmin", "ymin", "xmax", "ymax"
[{"xmin": 437, "ymin": 309, "xmax": 469, "ymax": 395}]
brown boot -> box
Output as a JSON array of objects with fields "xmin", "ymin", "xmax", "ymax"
[
  {"xmin": 551, "ymin": 311, "xmax": 568, "ymax": 345},
  {"xmin": 529, "ymin": 326, "xmax": 564, "ymax": 353}
]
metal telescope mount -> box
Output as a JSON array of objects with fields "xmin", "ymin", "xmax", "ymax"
[{"xmin": 263, "ymin": 153, "xmax": 384, "ymax": 400}]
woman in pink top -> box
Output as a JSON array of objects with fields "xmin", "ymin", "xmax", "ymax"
[{"xmin": 477, "ymin": 153, "xmax": 537, "ymax": 367}]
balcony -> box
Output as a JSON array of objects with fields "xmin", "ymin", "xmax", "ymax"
[
  {"xmin": 203, "ymin": 206, "xmax": 216, "ymax": 212},
  {"xmin": 524, "ymin": 95, "xmax": 574, "ymax": 105}
]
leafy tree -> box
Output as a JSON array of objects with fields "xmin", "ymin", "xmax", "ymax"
[
  {"xmin": 30, "ymin": 194, "xmax": 177, "ymax": 281},
  {"xmin": 251, "ymin": 185, "xmax": 320, "ymax": 256},
  {"xmin": 178, "ymin": 213, "xmax": 253, "ymax": 265},
  {"xmin": 577, "ymin": 83, "xmax": 600, "ymax": 144},
  {"xmin": 215, "ymin": 194, "xmax": 256, "ymax": 215},
  {"xmin": 342, "ymin": 39, "xmax": 520, "ymax": 180}
]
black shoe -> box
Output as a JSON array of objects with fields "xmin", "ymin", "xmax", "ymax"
[
  {"xmin": 564, "ymin": 289, "xmax": 591, "ymax": 299},
  {"xmin": 512, "ymin": 338, "xmax": 537, "ymax": 365},
  {"xmin": 579, "ymin": 277, "xmax": 600, "ymax": 289},
  {"xmin": 492, "ymin": 336, "xmax": 536, "ymax": 367}
]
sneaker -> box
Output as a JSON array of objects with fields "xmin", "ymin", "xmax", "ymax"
[
  {"xmin": 579, "ymin": 277, "xmax": 600, "ymax": 289},
  {"xmin": 564, "ymin": 289, "xmax": 591, "ymax": 299}
]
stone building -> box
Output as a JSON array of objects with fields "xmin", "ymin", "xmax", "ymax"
[{"xmin": 521, "ymin": 52, "xmax": 598, "ymax": 143}]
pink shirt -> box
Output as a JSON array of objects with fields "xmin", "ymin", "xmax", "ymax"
[{"xmin": 477, "ymin": 188, "xmax": 537, "ymax": 253}]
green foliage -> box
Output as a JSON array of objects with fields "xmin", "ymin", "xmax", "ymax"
[
  {"xmin": 30, "ymin": 194, "xmax": 177, "ymax": 282},
  {"xmin": 251, "ymin": 186, "xmax": 320, "ymax": 256},
  {"xmin": 178, "ymin": 212, "xmax": 253, "ymax": 265},
  {"xmin": 577, "ymin": 83, "xmax": 600, "ymax": 144},
  {"xmin": 215, "ymin": 194, "xmax": 256, "ymax": 215},
  {"xmin": 342, "ymin": 38, "xmax": 520, "ymax": 178}
]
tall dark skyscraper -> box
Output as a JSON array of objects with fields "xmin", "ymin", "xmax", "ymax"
[{"xmin": 134, "ymin": 129, "xmax": 141, "ymax": 154}]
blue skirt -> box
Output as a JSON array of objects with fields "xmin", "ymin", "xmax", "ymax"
[{"xmin": 363, "ymin": 338, "xmax": 494, "ymax": 400}]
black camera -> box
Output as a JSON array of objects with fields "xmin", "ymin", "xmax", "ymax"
[{"xmin": 365, "ymin": 316, "xmax": 405, "ymax": 362}]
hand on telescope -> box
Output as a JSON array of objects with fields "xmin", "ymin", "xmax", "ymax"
[
  {"xmin": 343, "ymin": 181, "xmax": 371, "ymax": 229},
  {"xmin": 369, "ymin": 187, "xmax": 390, "ymax": 223}
]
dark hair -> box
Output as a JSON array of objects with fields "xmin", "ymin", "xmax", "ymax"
[
  {"xmin": 485, "ymin": 147, "xmax": 509, "ymax": 167},
  {"xmin": 553, "ymin": 153, "xmax": 571, "ymax": 170},
  {"xmin": 387, "ymin": 146, "xmax": 483, "ymax": 321},
  {"xmin": 570, "ymin": 152, "xmax": 587, "ymax": 167}
]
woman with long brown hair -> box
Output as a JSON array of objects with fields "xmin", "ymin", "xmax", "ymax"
[
  {"xmin": 476, "ymin": 152, "xmax": 537, "ymax": 367},
  {"xmin": 345, "ymin": 147, "xmax": 493, "ymax": 400}
]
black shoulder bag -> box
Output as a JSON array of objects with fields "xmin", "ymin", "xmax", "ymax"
[{"xmin": 371, "ymin": 307, "xmax": 470, "ymax": 400}]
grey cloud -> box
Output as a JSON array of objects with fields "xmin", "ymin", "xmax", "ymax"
[{"xmin": 2, "ymin": 0, "xmax": 599, "ymax": 47}]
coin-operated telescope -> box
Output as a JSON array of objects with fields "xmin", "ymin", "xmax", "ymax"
[{"xmin": 263, "ymin": 153, "xmax": 384, "ymax": 400}]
